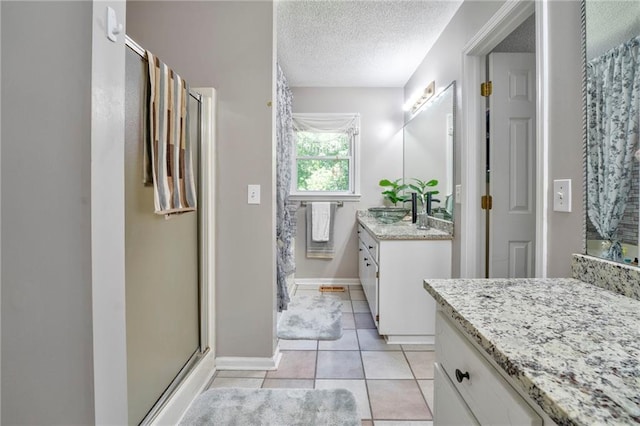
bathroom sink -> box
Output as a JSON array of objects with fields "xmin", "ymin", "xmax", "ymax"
[{"xmin": 368, "ymin": 207, "xmax": 410, "ymax": 224}]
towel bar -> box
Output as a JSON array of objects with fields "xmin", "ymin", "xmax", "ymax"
[{"xmin": 300, "ymin": 201, "xmax": 344, "ymax": 207}]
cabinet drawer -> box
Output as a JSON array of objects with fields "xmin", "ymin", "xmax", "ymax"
[
  {"xmin": 436, "ymin": 312, "xmax": 542, "ymax": 426},
  {"xmin": 434, "ymin": 362, "xmax": 479, "ymax": 426},
  {"xmin": 357, "ymin": 224, "xmax": 378, "ymax": 262}
]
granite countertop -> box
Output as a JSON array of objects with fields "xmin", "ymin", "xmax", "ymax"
[
  {"xmin": 424, "ymin": 278, "xmax": 640, "ymax": 425},
  {"xmin": 357, "ymin": 211, "xmax": 453, "ymax": 241}
]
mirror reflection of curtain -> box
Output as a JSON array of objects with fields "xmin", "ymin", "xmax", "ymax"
[
  {"xmin": 587, "ymin": 35, "xmax": 640, "ymax": 260},
  {"xmin": 276, "ymin": 63, "xmax": 295, "ymax": 311}
]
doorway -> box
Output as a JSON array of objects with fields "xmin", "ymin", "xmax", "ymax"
[
  {"xmin": 460, "ymin": 0, "xmax": 549, "ymax": 279},
  {"xmin": 482, "ymin": 17, "xmax": 537, "ymax": 278}
]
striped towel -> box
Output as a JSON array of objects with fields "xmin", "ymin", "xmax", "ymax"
[{"xmin": 146, "ymin": 51, "xmax": 197, "ymax": 216}]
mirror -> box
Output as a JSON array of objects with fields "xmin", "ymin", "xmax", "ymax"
[
  {"xmin": 403, "ymin": 81, "xmax": 456, "ymax": 222},
  {"xmin": 584, "ymin": 0, "xmax": 640, "ymax": 266}
]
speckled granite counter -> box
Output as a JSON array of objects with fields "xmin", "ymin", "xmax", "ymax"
[
  {"xmin": 357, "ymin": 211, "xmax": 453, "ymax": 241},
  {"xmin": 424, "ymin": 278, "xmax": 640, "ymax": 425}
]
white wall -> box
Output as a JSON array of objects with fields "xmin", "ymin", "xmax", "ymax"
[
  {"xmin": 291, "ymin": 87, "xmax": 404, "ymax": 279},
  {"xmin": 1, "ymin": 2, "xmax": 96, "ymax": 423},
  {"xmin": 127, "ymin": 1, "xmax": 277, "ymax": 359}
]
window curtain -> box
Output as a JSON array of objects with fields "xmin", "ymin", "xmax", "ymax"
[
  {"xmin": 292, "ymin": 113, "xmax": 360, "ymax": 136},
  {"xmin": 587, "ymin": 35, "xmax": 640, "ymax": 261},
  {"xmin": 276, "ymin": 63, "xmax": 295, "ymax": 312}
]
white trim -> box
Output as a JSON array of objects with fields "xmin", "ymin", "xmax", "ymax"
[
  {"xmin": 150, "ymin": 353, "xmax": 216, "ymax": 426},
  {"xmin": 288, "ymin": 193, "xmax": 361, "ymax": 202},
  {"xmin": 384, "ymin": 335, "xmax": 434, "ymax": 345},
  {"xmin": 216, "ymin": 348, "xmax": 282, "ymax": 371},
  {"xmin": 193, "ymin": 87, "xmax": 217, "ymax": 353},
  {"xmin": 535, "ymin": 1, "xmax": 549, "ymax": 278},
  {"xmin": 460, "ymin": 0, "xmax": 545, "ymax": 278},
  {"xmin": 294, "ymin": 278, "xmax": 362, "ymax": 287}
]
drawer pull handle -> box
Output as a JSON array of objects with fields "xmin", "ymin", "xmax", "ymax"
[
  {"xmin": 359, "ymin": 248, "xmax": 362, "ymax": 252},
  {"xmin": 366, "ymin": 263, "xmax": 371, "ymax": 267},
  {"xmin": 368, "ymin": 245, "xmax": 373, "ymax": 249},
  {"xmin": 364, "ymin": 257, "xmax": 368, "ymax": 261},
  {"xmin": 455, "ymin": 369, "xmax": 470, "ymax": 383}
]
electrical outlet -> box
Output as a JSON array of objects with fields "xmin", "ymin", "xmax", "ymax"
[
  {"xmin": 455, "ymin": 185, "xmax": 462, "ymax": 204},
  {"xmin": 248, "ymin": 184, "xmax": 260, "ymax": 204},
  {"xmin": 553, "ymin": 179, "xmax": 571, "ymax": 212}
]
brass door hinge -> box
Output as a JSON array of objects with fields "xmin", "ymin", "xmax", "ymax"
[
  {"xmin": 480, "ymin": 81, "xmax": 493, "ymax": 97},
  {"xmin": 481, "ymin": 195, "xmax": 493, "ymax": 210}
]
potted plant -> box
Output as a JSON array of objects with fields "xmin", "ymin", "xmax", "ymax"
[
  {"xmin": 408, "ymin": 178, "xmax": 439, "ymax": 229},
  {"xmin": 368, "ymin": 179, "xmax": 412, "ymax": 223}
]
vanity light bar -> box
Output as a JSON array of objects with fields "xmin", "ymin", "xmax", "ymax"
[{"xmin": 411, "ymin": 81, "xmax": 436, "ymax": 113}]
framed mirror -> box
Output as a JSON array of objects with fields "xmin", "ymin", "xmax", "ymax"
[
  {"xmin": 403, "ymin": 81, "xmax": 456, "ymax": 223},
  {"xmin": 584, "ymin": 0, "xmax": 640, "ymax": 266}
]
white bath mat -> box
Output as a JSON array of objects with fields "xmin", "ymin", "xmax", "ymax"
[
  {"xmin": 180, "ymin": 388, "xmax": 360, "ymax": 426},
  {"xmin": 277, "ymin": 295, "xmax": 343, "ymax": 340}
]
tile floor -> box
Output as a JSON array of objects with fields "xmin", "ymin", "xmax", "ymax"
[{"xmin": 207, "ymin": 285, "xmax": 435, "ymax": 425}]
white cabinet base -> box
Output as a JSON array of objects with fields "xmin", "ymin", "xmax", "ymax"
[{"xmin": 384, "ymin": 335, "xmax": 435, "ymax": 345}]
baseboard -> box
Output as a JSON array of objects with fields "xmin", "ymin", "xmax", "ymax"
[
  {"xmin": 294, "ymin": 278, "xmax": 362, "ymax": 287},
  {"xmin": 150, "ymin": 351, "xmax": 216, "ymax": 426},
  {"xmin": 215, "ymin": 347, "xmax": 282, "ymax": 371}
]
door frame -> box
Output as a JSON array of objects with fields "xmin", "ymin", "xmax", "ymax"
[{"xmin": 460, "ymin": 0, "xmax": 549, "ymax": 278}]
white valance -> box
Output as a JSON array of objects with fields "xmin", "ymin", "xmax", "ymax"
[{"xmin": 292, "ymin": 113, "xmax": 360, "ymax": 135}]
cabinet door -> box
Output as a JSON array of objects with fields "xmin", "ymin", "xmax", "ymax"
[{"xmin": 434, "ymin": 363, "xmax": 479, "ymax": 426}]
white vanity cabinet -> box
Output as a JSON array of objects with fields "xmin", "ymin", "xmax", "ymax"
[
  {"xmin": 434, "ymin": 311, "xmax": 544, "ymax": 426},
  {"xmin": 357, "ymin": 223, "xmax": 452, "ymax": 344}
]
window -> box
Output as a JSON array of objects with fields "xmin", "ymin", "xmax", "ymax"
[{"xmin": 291, "ymin": 113, "xmax": 361, "ymax": 200}]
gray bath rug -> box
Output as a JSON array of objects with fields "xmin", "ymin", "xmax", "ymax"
[
  {"xmin": 180, "ymin": 388, "xmax": 360, "ymax": 426},
  {"xmin": 277, "ymin": 295, "xmax": 343, "ymax": 340}
]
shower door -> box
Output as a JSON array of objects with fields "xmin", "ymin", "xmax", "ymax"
[{"xmin": 124, "ymin": 47, "xmax": 202, "ymax": 425}]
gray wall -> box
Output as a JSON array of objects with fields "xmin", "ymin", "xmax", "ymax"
[
  {"xmin": 404, "ymin": 0, "xmax": 585, "ymax": 278},
  {"xmin": 291, "ymin": 87, "xmax": 404, "ymax": 279},
  {"xmin": 127, "ymin": 1, "xmax": 277, "ymax": 358},
  {"xmin": 1, "ymin": 2, "xmax": 95, "ymax": 424},
  {"xmin": 404, "ymin": 1, "xmax": 505, "ymax": 278},
  {"xmin": 545, "ymin": 0, "xmax": 584, "ymax": 277}
]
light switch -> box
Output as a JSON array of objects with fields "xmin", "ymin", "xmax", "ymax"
[
  {"xmin": 248, "ymin": 184, "xmax": 261, "ymax": 205},
  {"xmin": 553, "ymin": 179, "xmax": 571, "ymax": 212},
  {"xmin": 455, "ymin": 185, "xmax": 462, "ymax": 204}
]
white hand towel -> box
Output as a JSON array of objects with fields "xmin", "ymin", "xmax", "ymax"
[{"xmin": 311, "ymin": 202, "xmax": 331, "ymax": 242}]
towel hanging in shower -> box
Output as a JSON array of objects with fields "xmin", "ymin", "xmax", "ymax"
[{"xmin": 146, "ymin": 51, "xmax": 197, "ymax": 217}]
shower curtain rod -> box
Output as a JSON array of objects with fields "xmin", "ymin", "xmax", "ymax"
[{"xmin": 125, "ymin": 35, "xmax": 202, "ymax": 102}]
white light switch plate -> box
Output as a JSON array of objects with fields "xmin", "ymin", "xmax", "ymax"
[
  {"xmin": 248, "ymin": 184, "xmax": 260, "ymax": 204},
  {"xmin": 553, "ymin": 179, "xmax": 571, "ymax": 212},
  {"xmin": 455, "ymin": 185, "xmax": 462, "ymax": 204}
]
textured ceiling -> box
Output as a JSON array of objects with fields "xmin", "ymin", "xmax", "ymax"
[
  {"xmin": 277, "ymin": 0, "xmax": 463, "ymax": 87},
  {"xmin": 586, "ymin": 1, "xmax": 640, "ymax": 60}
]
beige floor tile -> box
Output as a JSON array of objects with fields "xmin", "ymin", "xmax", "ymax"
[
  {"xmin": 374, "ymin": 421, "xmax": 433, "ymax": 425},
  {"xmin": 319, "ymin": 329, "xmax": 360, "ymax": 350},
  {"xmin": 342, "ymin": 312, "xmax": 356, "ymax": 329},
  {"xmin": 315, "ymin": 379, "xmax": 372, "ymax": 420},
  {"xmin": 316, "ymin": 350, "xmax": 364, "ymax": 379},
  {"xmin": 208, "ymin": 377, "xmax": 263, "ymax": 389},
  {"xmin": 362, "ymin": 351, "xmax": 413, "ymax": 379},
  {"xmin": 405, "ymin": 352, "xmax": 435, "ymax": 379},
  {"xmin": 354, "ymin": 313, "xmax": 376, "ymax": 329},
  {"xmin": 417, "ymin": 380, "xmax": 434, "ymax": 412},
  {"xmin": 215, "ymin": 370, "xmax": 266, "ymax": 378},
  {"xmin": 261, "ymin": 378, "xmax": 314, "ymax": 389},
  {"xmin": 352, "ymin": 301, "xmax": 371, "ymax": 313},
  {"xmin": 401, "ymin": 344, "xmax": 435, "ymax": 351},
  {"xmin": 350, "ymin": 289, "xmax": 366, "ymax": 301},
  {"xmin": 357, "ymin": 329, "xmax": 401, "ymax": 351},
  {"xmin": 361, "ymin": 421, "xmax": 374, "ymax": 426},
  {"xmin": 265, "ymin": 350, "xmax": 316, "ymax": 379},
  {"xmin": 278, "ymin": 339, "xmax": 318, "ymax": 350},
  {"xmin": 367, "ymin": 380, "xmax": 431, "ymax": 420}
]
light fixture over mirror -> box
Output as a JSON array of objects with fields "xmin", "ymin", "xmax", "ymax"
[{"xmin": 584, "ymin": 0, "xmax": 640, "ymax": 266}]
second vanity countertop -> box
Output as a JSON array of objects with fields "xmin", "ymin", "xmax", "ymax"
[
  {"xmin": 357, "ymin": 211, "xmax": 453, "ymax": 241},
  {"xmin": 424, "ymin": 278, "xmax": 640, "ymax": 425}
]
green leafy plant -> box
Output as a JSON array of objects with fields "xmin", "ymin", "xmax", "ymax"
[
  {"xmin": 379, "ymin": 178, "xmax": 411, "ymax": 206},
  {"xmin": 408, "ymin": 178, "xmax": 439, "ymax": 211}
]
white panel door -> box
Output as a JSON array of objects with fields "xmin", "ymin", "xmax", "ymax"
[{"xmin": 489, "ymin": 53, "xmax": 536, "ymax": 278}]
